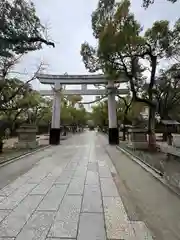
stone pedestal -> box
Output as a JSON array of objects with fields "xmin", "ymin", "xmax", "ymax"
[
  {"xmin": 173, "ymin": 135, "xmax": 180, "ymax": 148},
  {"xmin": 128, "ymin": 128, "xmax": 148, "ymax": 150},
  {"xmin": 49, "ymin": 128, "xmax": 60, "ymax": 145},
  {"xmin": 16, "ymin": 125, "xmax": 38, "ymax": 149},
  {"xmin": 108, "ymin": 128, "xmax": 119, "ymax": 145}
]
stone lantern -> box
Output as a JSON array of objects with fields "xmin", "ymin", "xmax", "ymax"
[{"xmin": 16, "ymin": 124, "xmax": 38, "ymax": 149}]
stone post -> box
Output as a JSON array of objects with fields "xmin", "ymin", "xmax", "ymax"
[
  {"xmin": 107, "ymin": 80, "xmax": 119, "ymax": 145},
  {"xmin": 50, "ymin": 82, "xmax": 61, "ymax": 145}
]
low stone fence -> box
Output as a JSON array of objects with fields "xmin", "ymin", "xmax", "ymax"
[{"xmin": 157, "ymin": 143, "xmax": 180, "ymax": 192}]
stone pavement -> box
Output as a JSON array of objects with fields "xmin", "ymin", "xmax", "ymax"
[{"xmin": 0, "ymin": 132, "xmax": 153, "ymax": 239}]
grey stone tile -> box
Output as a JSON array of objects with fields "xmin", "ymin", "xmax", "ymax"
[
  {"xmin": 74, "ymin": 166, "xmax": 87, "ymax": 177},
  {"xmin": 0, "ymin": 197, "xmax": 4, "ymax": 203},
  {"xmin": 80, "ymin": 158, "xmax": 89, "ymax": 165},
  {"xmin": 87, "ymin": 162, "xmax": 98, "ymax": 172},
  {"xmin": 82, "ymin": 185, "xmax": 102, "ymax": 213},
  {"xmin": 85, "ymin": 171, "xmax": 99, "ymax": 185},
  {"xmin": 0, "ymin": 183, "xmax": 36, "ymax": 210},
  {"xmin": 0, "ymin": 176, "xmax": 29, "ymax": 197},
  {"xmin": 53, "ymin": 167, "xmax": 67, "ymax": 177},
  {"xmin": 25, "ymin": 166, "xmax": 51, "ymax": 184},
  {"xmin": 98, "ymin": 165, "xmax": 112, "ymax": 178},
  {"xmin": 0, "ymin": 210, "xmax": 11, "ymax": 222},
  {"xmin": 103, "ymin": 156, "xmax": 117, "ymax": 174},
  {"xmin": 30, "ymin": 180, "xmax": 54, "ymax": 195},
  {"xmin": 67, "ymin": 177, "xmax": 85, "ymax": 195},
  {"xmin": 26, "ymin": 173, "xmax": 47, "ymax": 184},
  {"xmin": 88, "ymin": 156, "xmax": 97, "ymax": 163},
  {"xmin": 55, "ymin": 171, "xmax": 74, "ymax": 184},
  {"xmin": 15, "ymin": 211, "xmax": 55, "ymax": 240},
  {"xmin": 77, "ymin": 213, "xmax": 106, "ymax": 240},
  {"xmin": 46, "ymin": 239, "xmax": 74, "ymax": 240},
  {"xmin": 0, "ymin": 195, "xmax": 43, "ymax": 237},
  {"xmin": 98, "ymin": 159, "xmax": 108, "ymax": 167},
  {"xmin": 131, "ymin": 221, "xmax": 154, "ymax": 239},
  {"xmin": 107, "ymin": 223, "xmax": 136, "ymax": 239},
  {"xmin": 100, "ymin": 178, "xmax": 119, "ymax": 196},
  {"xmin": 65, "ymin": 161, "xmax": 78, "ymax": 170},
  {"xmin": 45, "ymin": 167, "xmax": 63, "ymax": 180},
  {"xmin": 37, "ymin": 185, "xmax": 68, "ymax": 211},
  {"xmin": 103, "ymin": 197, "xmax": 131, "ymax": 239},
  {"xmin": 48, "ymin": 195, "xmax": 82, "ymax": 238}
]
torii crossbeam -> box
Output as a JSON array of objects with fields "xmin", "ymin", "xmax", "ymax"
[{"xmin": 36, "ymin": 73, "xmax": 128, "ymax": 85}]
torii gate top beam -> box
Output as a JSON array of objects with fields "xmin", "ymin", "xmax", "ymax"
[
  {"xmin": 36, "ymin": 73, "xmax": 128, "ymax": 85},
  {"xmin": 40, "ymin": 88, "xmax": 128, "ymax": 96}
]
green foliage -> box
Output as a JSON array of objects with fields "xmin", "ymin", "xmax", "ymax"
[
  {"xmin": 0, "ymin": 78, "xmax": 33, "ymax": 111},
  {"xmin": 0, "ymin": 78, "xmax": 52, "ymax": 127},
  {"xmin": 0, "ymin": 0, "xmax": 54, "ymax": 58},
  {"xmin": 142, "ymin": 0, "xmax": 178, "ymax": 8},
  {"xmin": 155, "ymin": 63, "xmax": 180, "ymax": 121},
  {"xmin": 61, "ymin": 95, "xmax": 87, "ymax": 126},
  {"xmin": 80, "ymin": 0, "xmax": 180, "ymax": 139},
  {"xmin": 91, "ymin": 96, "xmax": 146, "ymax": 129},
  {"xmin": 81, "ymin": 0, "xmax": 180, "ymax": 99},
  {"xmin": 91, "ymin": 100, "xmax": 108, "ymax": 127}
]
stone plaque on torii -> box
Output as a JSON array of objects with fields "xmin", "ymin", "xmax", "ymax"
[{"xmin": 36, "ymin": 73, "xmax": 128, "ymax": 145}]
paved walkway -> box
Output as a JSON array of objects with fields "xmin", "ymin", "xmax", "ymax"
[{"xmin": 0, "ymin": 131, "xmax": 153, "ymax": 239}]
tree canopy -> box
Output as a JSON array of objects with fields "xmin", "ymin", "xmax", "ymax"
[
  {"xmin": 61, "ymin": 95, "xmax": 87, "ymax": 126},
  {"xmin": 80, "ymin": 0, "xmax": 180, "ymax": 146},
  {"xmin": 0, "ymin": 0, "xmax": 54, "ymax": 58},
  {"xmin": 155, "ymin": 63, "xmax": 180, "ymax": 121},
  {"xmin": 143, "ymin": 0, "xmax": 178, "ymax": 8},
  {"xmin": 0, "ymin": 78, "xmax": 52, "ymax": 129}
]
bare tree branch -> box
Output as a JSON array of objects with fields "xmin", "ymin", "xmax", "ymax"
[
  {"xmin": 0, "ymin": 36, "xmax": 55, "ymax": 48},
  {"xmin": 0, "ymin": 62, "xmax": 45, "ymax": 107}
]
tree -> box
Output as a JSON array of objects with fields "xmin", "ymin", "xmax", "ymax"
[
  {"xmin": 0, "ymin": 61, "xmax": 44, "ymax": 110},
  {"xmin": 117, "ymin": 96, "xmax": 132, "ymax": 140},
  {"xmin": 0, "ymin": 78, "xmax": 52, "ymax": 131},
  {"xmin": 67, "ymin": 95, "xmax": 82, "ymax": 107},
  {"xmin": 143, "ymin": 0, "xmax": 178, "ymax": 8},
  {"xmin": 22, "ymin": 92, "xmax": 52, "ymax": 125},
  {"xmin": 80, "ymin": 0, "xmax": 180, "ymax": 148},
  {"xmin": 60, "ymin": 95, "xmax": 87, "ymax": 129},
  {"xmin": 91, "ymin": 100, "xmax": 108, "ymax": 131},
  {"xmin": 0, "ymin": 0, "xmax": 54, "ymax": 58},
  {"xmin": 0, "ymin": 78, "xmax": 32, "ymax": 111},
  {"xmin": 155, "ymin": 64, "xmax": 180, "ymax": 121}
]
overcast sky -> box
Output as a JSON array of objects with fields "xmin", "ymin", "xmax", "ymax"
[{"xmin": 12, "ymin": 0, "xmax": 180, "ymax": 108}]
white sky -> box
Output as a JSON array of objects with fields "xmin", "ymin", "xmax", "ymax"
[{"xmin": 12, "ymin": 0, "xmax": 180, "ymax": 110}]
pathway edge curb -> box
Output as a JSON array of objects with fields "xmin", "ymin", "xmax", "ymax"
[
  {"xmin": 0, "ymin": 145, "xmax": 51, "ymax": 168},
  {"xmin": 116, "ymin": 145, "xmax": 180, "ymax": 198}
]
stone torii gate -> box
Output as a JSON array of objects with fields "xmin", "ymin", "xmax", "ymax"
[{"xmin": 36, "ymin": 73, "xmax": 128, "ymax": 145}]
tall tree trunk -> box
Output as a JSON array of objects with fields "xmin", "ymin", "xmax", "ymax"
[
  {"xmin": 147, "ymin": 55, "xmax": 157, "ymax": 151},
  {"xmin": 122, "ymin": 126, "xmax": 126, "ymax": 141},
  {"xmin": 148, "ymin": 106, "xmax": 156, "ymax": 150},
  {"xmin": 122, "ymin": 115, "xmax": 127, "ymax": 141}
]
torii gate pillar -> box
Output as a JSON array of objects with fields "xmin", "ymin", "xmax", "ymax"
[
  {"xmin": 107, "ymin": 80, "xmax": 119, "ymax": 145},
  {"xmin": 50, "ymin": 82, "xmax": 61, "ymax": 145}
]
